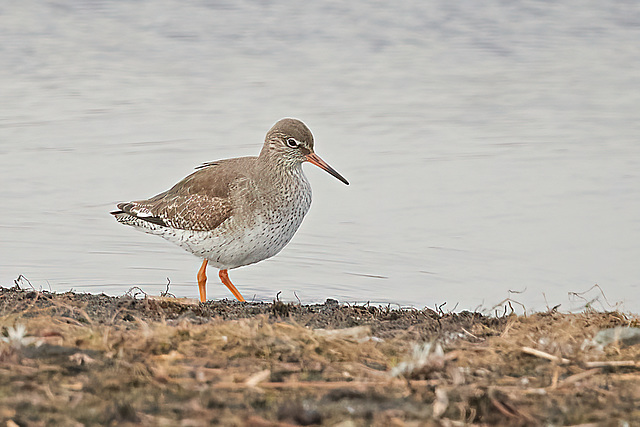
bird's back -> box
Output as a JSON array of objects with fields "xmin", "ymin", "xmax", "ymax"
[{"xmin": 113, "ymin": 156, "xmax": 258, "ymax": 232}]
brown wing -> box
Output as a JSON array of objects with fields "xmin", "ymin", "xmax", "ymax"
[{"xmin": 114, "ymin": 157, "xmax": 256, "ymax": 232}]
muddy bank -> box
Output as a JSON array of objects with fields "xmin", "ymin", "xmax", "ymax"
[{"xmin": 1, "ymin": 286, "xmax": 639, "ymax": 426}]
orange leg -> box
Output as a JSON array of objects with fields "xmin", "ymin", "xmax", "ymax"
[
  {"xmin": 219, "ymin": 269, "xmax": 246, "ymax": 302},
  {"xmin": 197, "ymin": 259, "xmax": 208, "ymax": 302}
]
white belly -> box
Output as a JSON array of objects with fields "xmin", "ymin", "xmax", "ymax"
[
  {"xmin": 175, "ymin": 210, "xmax": 308, "ymax": 269},
  {"xmin": 145, "ymin": 192, "xmax": 311, "ymax": 269}
]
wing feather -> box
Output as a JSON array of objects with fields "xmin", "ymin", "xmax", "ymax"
[{"xmin": 112, "ymin": 157, "xmax": 257, "ymax": 231}]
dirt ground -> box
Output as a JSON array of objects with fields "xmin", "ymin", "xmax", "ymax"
[{"xmin": 1, "ymin": 285, "xmax": 639, "ymax": 426}]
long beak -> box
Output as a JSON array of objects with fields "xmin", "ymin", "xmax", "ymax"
[{"xmin": 306, "ymin": 153, "xmax": 349, "ymax": 185}]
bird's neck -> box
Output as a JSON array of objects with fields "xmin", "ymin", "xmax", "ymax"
[{"xmin": 256, "ymin": 150, "xmax": 305, "ymax": 184}]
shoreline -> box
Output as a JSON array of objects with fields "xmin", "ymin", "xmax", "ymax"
[{"xmin": 1, "ymin": 286, "xmax": 639, "ymax": 425}]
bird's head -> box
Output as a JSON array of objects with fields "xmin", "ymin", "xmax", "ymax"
[{"xmin": 262, "ymin": 118, "xmax": 349, "ymax": 185}]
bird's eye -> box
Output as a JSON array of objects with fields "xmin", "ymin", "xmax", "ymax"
[{"xmin": 286, "ymin": 138, "xmax": 300, "ymax": 148}]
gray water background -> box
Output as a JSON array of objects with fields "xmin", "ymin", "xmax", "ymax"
[{"xmin": 1, "ymin": 1, "xmax": 639, "ymax": 312}]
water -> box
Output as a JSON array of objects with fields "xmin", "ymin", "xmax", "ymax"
[{"xmin": 1, "ymin": 0, "xmax": 639, "ymax": 312}]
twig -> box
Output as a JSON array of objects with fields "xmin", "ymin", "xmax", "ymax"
[
  {"xmin": 244, "ymin": 369, "xmax": 271, "ymax": 387},
  {"xmin": 160, "ymin": 278, "xmax": 175, "ymax": 298},
  {"xmin": 490, "ymin": 397, "xmax": 518, "ymax": 418},
  {"xmin": 568, "ymin": 284, "xmax": 621, "ymax": 311},
  {"xmin": 436, "ymin": 302, "xmax": 447, "ymax": 316},
  {"xmin": 500, "ymin": 318, "xmax": 518, "ymax": 338},
  {"xmin": 559, "ymin": 368, "xmax": 601, "ymax": 386},
  {"xmin": 584, "ymin": 360, "xmax": 640, "ymax": 369},
  {"xmin": 48, "ymin": 299, "xmax": 94, "ymax": 326},
  {"xmin": 109, "ymin": 308, "xmax": 124, "ymax": 325},
  {"xmin": 55, "ymin": 316, "xmax": 85, "ymax": 327},
  {"xmin": 461, "ymin": 327, "xmax": 480, "ymax": 340},
  {"xmin": 14, "ymin": 275, "xmax": 35, "ymax": 290},
  {"xmin": 521, "ymin": 347, "xmax": 570, "ymax": 364},
  {"xmin": 125, "ymin": 286, "xmax": 148, "ymax": 299},
  {"xmin": 75, "ymin": 307, "xmax": 94, "ymax": 326},
  {"xmin": 522, "ymin": 347, "xmax": 639, "ymax": 369},
  {"xmin": 211, "ymin": 379, "xmax": 437, "ymax": 390},
  {"xmin": 487, "ymin": 298, "xmax": 527, "ymax": 317}
]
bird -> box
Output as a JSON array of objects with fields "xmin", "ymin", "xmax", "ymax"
[{"xmin": 111, "ymin": 118, "xmax": 348, "ymax": 302}]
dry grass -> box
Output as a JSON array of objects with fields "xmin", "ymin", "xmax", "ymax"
[{"xmin": 1, "ymin": 286, "xmax": 639, "ymax": 426}]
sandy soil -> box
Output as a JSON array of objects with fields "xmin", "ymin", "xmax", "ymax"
[{"xmin": 1, "ymin": 285, "xmax": 639, "ymax": 426}]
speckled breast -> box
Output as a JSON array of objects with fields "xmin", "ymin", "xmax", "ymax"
[{"xmin": 165, "ymin": 175, "xmax": 313, "ymax": 269}]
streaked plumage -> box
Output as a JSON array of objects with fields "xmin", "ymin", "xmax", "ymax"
[{"xmin": 111, "ymin": 118, "xmax": 348, "ymax": 302}]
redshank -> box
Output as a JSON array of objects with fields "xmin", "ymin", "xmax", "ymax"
[{"xmin": 111, "ymin": 118, "xmax": 348, "ymax": 302}]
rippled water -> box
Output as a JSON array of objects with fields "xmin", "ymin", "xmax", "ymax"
[{"xmin": 1, "ymin": 1, "xmax": 639, "ymax": 312}]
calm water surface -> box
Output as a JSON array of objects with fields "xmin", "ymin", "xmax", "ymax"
[{"xmin": 1, "ymin": 1, "xmax": 639, "ymax": 312}]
